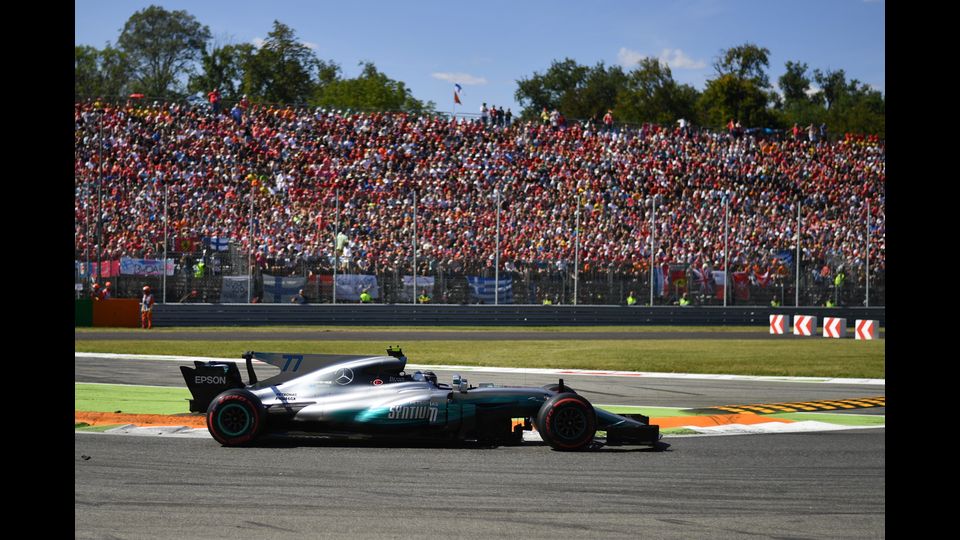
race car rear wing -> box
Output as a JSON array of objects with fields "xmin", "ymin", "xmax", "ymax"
[{"xmin": 180, "ymin": 361, "xmax": 245, "ymax": 413}]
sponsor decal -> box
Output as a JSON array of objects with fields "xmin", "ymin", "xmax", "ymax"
[
  {"xmin": 372, "ymin": 378, "xmax": 383, "ymax": 386},
  {"xmin": 195, "ymin": 375, "xmax": 227, "ymax": 385},
  {"xmin": 335, "ymin": 368, "xmax": 354, "ymax": 385},
  {"xmin": 388, "ymin": 401, "xmax": 439, "ymax": 422}
]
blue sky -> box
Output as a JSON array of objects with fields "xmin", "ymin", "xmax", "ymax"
[{"xmin": 75, "ymin": 0, "xmax": 885, "ymax": 114}]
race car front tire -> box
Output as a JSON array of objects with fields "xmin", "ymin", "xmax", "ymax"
[
  {"xmin": 536, "ymin": 392, "xmax": 596, "ymax": 451},
  {"xmin": 206, "ymin": 389, "xmax": 265, "ymax": 446}
]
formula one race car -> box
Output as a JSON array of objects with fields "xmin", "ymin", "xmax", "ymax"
[{"xmin": 181, "ymin": 347, "xmax": 660, "ymax": 451}]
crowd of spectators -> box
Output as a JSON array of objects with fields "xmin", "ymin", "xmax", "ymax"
[{"xmin": 74, "ymin": 99, "xmax": 885, "ymax": 286}]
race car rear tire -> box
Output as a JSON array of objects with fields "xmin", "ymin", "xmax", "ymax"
[
  {"xmin": 536, "ymin": 392, "xmax": 596, "ymax": 451},
  {"xmin": 206, "ymin": 389, "xmax": 265, "ymax": 446}
]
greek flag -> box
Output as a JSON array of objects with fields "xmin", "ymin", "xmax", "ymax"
[
  {"xmin": 262, "ymin": 274, "xmax": 307, "ymax": 303},
  {"xmin": 466, "ymin": 276, "xmax": 513, "ymax": 304}
]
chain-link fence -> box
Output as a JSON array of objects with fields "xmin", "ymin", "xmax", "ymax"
[{"xmin": 76, "ymin": 240, "xmax": 885, "ymax": 307}]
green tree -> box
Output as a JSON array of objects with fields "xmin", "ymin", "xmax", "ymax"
[
  {"xmin": 314, "ymin": 62, "xmax": 433, "ymax": 113},
  {"xmin": 188, "ymin": 43, "xmax": 255, "ymax": 102},
  {"xmin": 75, "ymin": 45, "xmax": 134, "ymax": 100},
  {"xmin": 713, "ymin": 43, "xmax": 772, "ymax": 89},
  {"xmin": 813, "ymin": 68, "xmax": 848, "ymax": 111},
  {"xmin": 615, "ymin": 58, "xmax": 700, "ymax": 125},
  {"xmin": 515, "ymin": 58, "xmax": 589, "ymax": 119},
  {"xmin": 242, "ymin": 20, "xmax": 332, "ymax": 105},
  {"xmin": 813, "ymin": 70, "xmax": 885, "ymax": 136},
  {"xmin": 778, "ymin": 61, "xmax": 812, "ymax": 106},
  {"xmin": 775, "ymin": 60, "xmax": 825, "ymax": 129},
  {"xmin": 699, "ymin": 43, "xmax": 776, "ymax": 128},
  {"xmin": 699, "ymin": 73, "xmax": 776, "ymax": 127},
  {"xmin": 514, "ymin": 58, "xmax": 630, "ymax": 122},
  {"xmin": 117, "ymin": 5, "xmax": 211, "ymax": 98},
  {"xmin": 75, "ymin": 46, "xmax": 101, "ymax": 99}
]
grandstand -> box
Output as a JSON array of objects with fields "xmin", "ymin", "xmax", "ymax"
[{"xmin": 74, "ymin": 99, "xmax": 885, "ymax": 306}]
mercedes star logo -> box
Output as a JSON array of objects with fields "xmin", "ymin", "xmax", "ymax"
[{"xmin": 334, "ymin": 367, "xmax": 354, "ymax": 385}]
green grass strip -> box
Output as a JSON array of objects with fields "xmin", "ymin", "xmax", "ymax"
[
  {"xmin": 75, "ymin": 338, "xmax": 884, "ymax": 379},
  {"xmin": 76, "ymin": 423, "xmax": 127, "ymax": 432},
  {"xmin": 76, "ymin": 383, "xmax": 192, "ymax": 415},
  {"xmin": 597, "ymin": 405, "xmax": 700, "ymax": 417},
  {"xmin": 766, "ymin": 411, "xmax": 885, "ymax": 427}
]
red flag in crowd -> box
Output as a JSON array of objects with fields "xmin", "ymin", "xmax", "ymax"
[{"xmin": 732, "ymin": 271, "xmax": 750, "ymax": 301}]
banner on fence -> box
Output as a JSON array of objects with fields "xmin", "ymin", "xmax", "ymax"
[
  {"xmin": 204, "ymin": 236, "xmax": 230, "ymax": 252},
  {"xmin": 467, "ymin": 276, "xmax": 513, "ymax": 304},
  {"xmin": 732, "ymin": 271, "xmax": 750, "ymax": 301},
  {"xmin": 120, "ymin": 257, "xmax": 175, "ymax": 277},
  {"xmin": 220, "ymin": 276, "xmax": 250, "ymax": 303},
  {"xmin": 712, "ymin": 270, "xmax": 726, "ymax": 300},
  {"xmin": 175, "ymin": 234, "xmax": 199, "ymax": 252},
  {"xmin": 263, "ymin": 274, "xmax": 308, "ymax": 303},
  {"xmin": 77, "ymin": 260, "xmax": 121, "ymax": 279},
  {"xmin": 692, "ymin": 268, "xmax": 714, "ymax": 295},
  {"xmin": 334, "ymin": 274, "xmax": 379, "ymax": 302},
  {"xmin": 753, "ymin": 270, "xmax": 773, "ymax": 288},
  {"xmin": 399, "ymin": 276, "xmax": 435, "ymax": 302},
  {"xmin": 669, "ymin": 267, "xmax": 688, "ymax": 295},
  {"xmin": 653, "ymin": 264, "xmax": 672, "ymax": 297}
]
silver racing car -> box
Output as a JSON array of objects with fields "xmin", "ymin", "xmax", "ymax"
[{"xmin": 181, "ymin": 347, "xmax": 660, "ymax": 451}]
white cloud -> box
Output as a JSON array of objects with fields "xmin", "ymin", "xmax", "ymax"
[
  {"xmin": 658, "ymin": 48, "xmax": 706, "ymax": 70},
  {"xmin": 617, "ymin": 47, "xmax": 647, "ymax": 67},
  {"xmin": 431, "ymin": 72, "xmax": 488, "ymax": 85},
  {"xmin": 302, "ymin": 41, "xmax": 319, "ymax": 51},
  {"xmin": 618, "ymin": 47, "xmax": 706, "ymax": 70},
  {"xmin": 252, "ymin": 37, "xmax": 266, "ymax": 49}
]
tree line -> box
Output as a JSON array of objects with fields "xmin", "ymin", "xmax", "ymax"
[
  {"xmin": 76, "ymin": 5, "xmax": 883, "ymax": 135},
  {"xmin": 75, "ymin": 5, "xmax": 433, "ymax": 114},
  {"xmin": 515, "ymin": 45, "xmax": 884, "ymax": 136}
]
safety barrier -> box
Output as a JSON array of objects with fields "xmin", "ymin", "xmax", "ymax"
[
  {"xmin": 855, "ymin": 319, "xmax": 879, "ymax": 340},
  {"xmin": 823, "ymin": 317, "xmax": 847, "ymax": 338},
  {"xmin": 769, "ymin": 314, "xmax": 790, "ymax": 334},
  {"xmin": 75, "ymin": 299, "xmax": 93, "ymax": 327},
  {"xmin": 140, "ymin": 304, "xmax": 886, "ymax": 328},
  {"xmin": 793, "ymin": 315, "xmax": 817, "ymax": 336},
  {"xmin": 92, "ymin": 299, "xmax": 141, "ymax": 328}
]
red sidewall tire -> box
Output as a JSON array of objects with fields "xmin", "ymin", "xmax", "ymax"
[
  {"xmin": 207, "ymin": 390, "xmax": 264, "ymax": 446},
  {"xmin": 537, "ymin": 393, "xmax": 596, "ymax": 451}
]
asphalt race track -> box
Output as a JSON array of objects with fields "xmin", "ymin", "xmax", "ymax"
[
  {"xmin": 75, "ymin": 429, "xmax": 884, "ymax": 539},
  {"xmin": 75, "ymin": 354, "xmax": 885, "ymax": 538}
]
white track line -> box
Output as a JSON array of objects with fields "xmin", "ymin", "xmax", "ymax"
[{"xmin": 75, "ymin": 352, "xmax": 884, "ymax": 385}]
